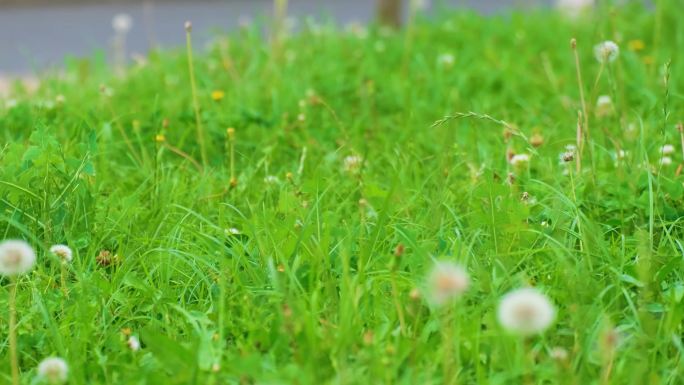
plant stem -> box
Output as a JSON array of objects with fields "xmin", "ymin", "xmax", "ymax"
[
  {"xmin": 9, "ymin": 277, "xmax": 19, "ymax": 385},
  {"xmin": 571, "ymin": 38, "xmax": 590, "ymax": 151},
  {"xmin": 185, "ymin": 22, "xmax": 208, "ymax": 167}
]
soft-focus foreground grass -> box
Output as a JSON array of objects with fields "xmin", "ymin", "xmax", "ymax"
[{"xmin": 2, "ymin": 1, "xmax": 684, "ymax": 383}]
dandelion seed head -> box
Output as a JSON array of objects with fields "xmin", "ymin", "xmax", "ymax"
[
  {"xmin": 594, "ymin": 41, "xmax": 620, "ymax": 64},
  {"xmin": 438, "ymin": 53, "xmax": 455, "ymax": 68},
  {"xmin": 661, "ymin": 144, "xmax": 675, "ymax": 155},
  {"xmin": 127, "ymin": 335, "xmax": 141, "ymax": 351},
  {"xmin": 509, "ymin": 153, "xmax": 531, "ymax": 167},
  {"xmin": 343, "ymin": 155, "xmax": 363, "ymax": 173},
  {"xmin": 497, "ymin": 288, "xmax": 555, "ymax": 335},
  {"xmin": 37, "ymin": 357, "xmax": 69, "ymax": 384},
  {"xmin": 112, "ymin": 13, "xmax": 133, "ymax": 34},
  {"xmin": 427, "ymin": 261, "xmax": 470, "ymax": 305},
  {"xmin": 49, "ymin": 244, "xmax": 73, "ymax": 263},
  {"xmin": 0, "ymin": 239, "xmax": 36, "ymax": 277},
  {"xmin": 550, "ymin": 346, "xmax": 569, "ymax": 361},
  {"xmin": 660, "ymin": 156, "xmax": 672, "ymax": 166}
]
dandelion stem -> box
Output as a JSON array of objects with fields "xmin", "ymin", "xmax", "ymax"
[
  {"xmin": 60, "ymin": 262, "xmax": 68, "ymax": 299},
  {"xmin": 571, "ymin": 38, "xmax": 589, "ymax": 144},
  {"xmin": 227, "ymin": 128, "xmax": 237, "ymax": 187},
  {"xmin": 576, "ymin": 110, "xmax": 582, "ymax": 173},
  {"xmin": 185, "ymin": 21, "xmax": 208, "ymax": 167},
  {"xmin": 9, "ymin": 277, "xmax": 19, "ymax": 385}
]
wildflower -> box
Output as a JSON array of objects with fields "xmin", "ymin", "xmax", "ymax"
[
  {"xmin": 550, "ymin": 346, "xmax": 569, "ymax": 361},
  {"xmin": 112, "ymin": 13, "xmax": 133, "ymax": 34},
  {"xmin": 426, "ymin": 261, "xmax": 470, "ymax": 305},
  {"xmin": 55, "ymin": 94, "xmax": 66, "ymax": 105},
  {"xmin": 497, "ymin": 288, "xmax": 555, "ymax": 335},
  {"xmin": 96, "ymin": 250, "xmax": 119, "ymax": 267},
  {"xmin": 661, "ymin": 144, "xmax": 675, "ymax": 155},
  {"xmin": 438, "ymin": 53, "xmax": 455, "ymax": 68},
  {"xmin": 127, "ymin": 335, "xmax": 141, "ymax": 351},
  {"xmin": 49, "ymin": 244, "xmax": 73, "ymax": 263},
  {"xmin": 343, "ymin": 155, "xmax": 363, "ymax": 174},
  {"xmin": 628, "ymin": 39, "xmax": 645, "ymax": 51},
  {"xmin": 155, "ymin": 134, "xmax": 166, "ymax": 143},
  {"xmin": 594, "ymin": 41, "xmax": 620, "ymax": 64},
  {"xmin": 211, "ymin": 90, "xmax": 225, "ymax": 101},
  {"xmin": 596, "ymin": 95, "xmax": 613, "ymax": 117},
  {"xmin": 264, "ymin": 175, "xmax": 279, "ymax": 184},
  {"xmin": 37, "ymin": 357, "xmax": 69, "ymax": 384},
  {"xmin": 225, "ymin": 228, "xmax": 240, "ymax": 236},
  {"xmin": 297, "ymin": 113, "xmax": 306, "ymax": 122},
  {"xmin": 660, "ymin": 156, "xmax": 673, "ymax": 166},
  {"xmin": 0, "ymin": 240, "xmax": 36, "ymax": 277},
  {"xmin": 509, "ymin": 154, "xmax": 531, "ymax": 168},
  {"xmin": 556, "ymin": 0, "xmax": 594, "ymax": 15}
]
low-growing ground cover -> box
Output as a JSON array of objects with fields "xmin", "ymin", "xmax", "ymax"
[{"xmin": 1, "ymin": 1, "xmax": 684, "ymax": 383}]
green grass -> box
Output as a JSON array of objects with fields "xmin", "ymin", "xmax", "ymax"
[{"xmin": 2, "ymin": 1, "xmax": 684, "ymax": 383}]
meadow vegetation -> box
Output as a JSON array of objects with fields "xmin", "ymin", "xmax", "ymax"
[{"xmin": 1, "ymin": 1, "xmax": 684, "ymax": 383}]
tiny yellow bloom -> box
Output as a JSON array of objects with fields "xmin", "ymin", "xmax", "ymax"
[
  {"xmin": 155, "ymin": 134, "xmax": 166, "ymax": 143},
  {"xmin": 628, "ymin": 39, "xmax": 645, "ymax": 51},
  {"xmin": 211, "ymin": 90, "xmax": 225, "ymax": 101},
  {"xmin": 227, "ymin": 127, "xmax": 235, "ymax": 139}
]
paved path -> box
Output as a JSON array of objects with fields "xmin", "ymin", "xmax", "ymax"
[{"xmin": 0, "ymin": 0, "xmax": 551, "ymax": 76}]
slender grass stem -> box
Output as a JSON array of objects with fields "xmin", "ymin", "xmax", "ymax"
[
  {"xmin": 185, "ymin": 21, "xmax": 208, "ymax": 167},
  {"xmin": 9, "ymin": 277, "xmax": 19, "ymax": 385}
]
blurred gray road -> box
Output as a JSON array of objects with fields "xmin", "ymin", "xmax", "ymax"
[{"xmin": 0, "ymin": 0, "xmax": 551, "ymax": 75}]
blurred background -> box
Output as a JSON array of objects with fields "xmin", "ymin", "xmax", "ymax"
[{"xmin": 0, "ymin": 0, "xmax": 559, "ymax": 78}]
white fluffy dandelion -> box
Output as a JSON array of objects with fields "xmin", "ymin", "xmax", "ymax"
[
  {"xmin": 557, "ymin": 0, "xmax": 594, "ymax": 15},
  {"xmin": 49, "ymin": 244, "xmax": 73, "ymax": 263},
  {"xmin": 112, "ymin": 13, "xmax": 133, "ymax": 34},
  {"xmin": 127, "ymin": 335, "xmax": 141, "ymax": 351},
  {"xmin": 0, "ymin": 239, "xmax": 36, "ymax": 276},
  {"xmin": 661, "ymin": 144, "xmax": 675, "ymax": 155},
  {"xmin": 343, "ymin": 155, "xmax": 363, "ymax": 173},
  {"xmin": 497, "ymin": 288, "xmax": 555, "ymax": 335},
  {"xmin": 427, "ymin": 261, "xmax": 470, "ymax": 305},
  {"xmin": 37, "ymin": 357, "xmax": 69, "ymax": 384},
  {"xmin": 438, "ymin": 53, "xmax": 455, "ymax": 68},
  {"xmin": 509, "ymin": 153, "xmax": 531, "ymax": 168},
  {"xmin": 594, "ymin": 41, "xmax": 620, "ymax": 64},
  {"xmin": 596, "ymin": 95, "xmax": 613, "ymax": 117},
  {"xmin": 660, "ymin": 156, "xmax": 673, "ymax": 166}
]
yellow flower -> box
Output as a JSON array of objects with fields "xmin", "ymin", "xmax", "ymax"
[
  {"xmin": 155, "ymin": 134, "xmax": 166, "ymax": 143},
  {"xmin": 628, "ymin": 39, "xmax": 645, "ymax": 51},
  {"xmin": 211, "ymin": 90, "xmax": 225, "ymax": 101}
]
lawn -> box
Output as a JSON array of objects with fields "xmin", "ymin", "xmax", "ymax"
[{"xmin": 1, "ymin": 1, "xmax": 684, "ymax": 384}]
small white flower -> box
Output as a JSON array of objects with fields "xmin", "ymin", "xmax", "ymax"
[
  {"xmin": 617, "ymin": 149, "xmax": 627, "ymax": 159},
  {"xmin": 127, "ymin": 335, "xmax": 141, "ymax": 351},
  {"xmin": 112, "ymin": 13, "xmax": 133, "ymax": 34},
  {"xmin": 264, "ymin": 175, "xmax": 280, "ymax": 184},
  {"xmin": 550, "ymin": 346, "xmax": 569, "ymax": 361},
  {"xmin": 438, "ymin": 53, "xmax": 455, "ymax": 68},
  {"xmin": 661, "ymin": 144, "xmax": 675, "ymax": 155},
  {"xmin": 557, "ymin": 0, "xmax": 594, "ymax": 15},
  {"xmin": 594, "ymin": 41, "xmax": 620, "ymax": 64},
  {"xmin": 660, "ymin": 156, "xmax": 673, "ymax": 166},
  {"xmin": 37, "ymin": 357, "xmax": 69, "ymax": 384},
  {"xmin": 497, "ymin": 288, "xmax": 555, "ymax": 335},
  {"xmin": 49, "ymin": 244, "xmax": 73, "ymax": 263},
  {"xmin": 509, "ymin": 154, "xmax": 531, "ymax": 167},
  {"xmin": 426, "ymin": 261, "xmax": 470, "ymax": 305},
  {"xmin": 343, "ymin": 155, "xmax": 363, "ymax": 173},
  {"xmin": 0, "ymin": 239, "xmax": 36, "ymax": 276},
  {"xmin": 225, "ymin": 228, "xmax": 240, "ymax": 236},
  {"xmin": 596, "ymin": 95, "xmax": 613, "ymax": 117}
]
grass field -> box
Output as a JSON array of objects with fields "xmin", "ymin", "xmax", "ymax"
[{"xmin": 2, "ymin": 1, "xmax": 684, "ymax": 384}]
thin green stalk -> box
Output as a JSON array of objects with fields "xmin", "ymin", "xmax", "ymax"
[
  {"xmin": 185, "ymin": 21, "xmax": 208, "ymax": 167},
  {"xmin": 9, "ymin": 278, "xmax": 19, "ymax": 385}
]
